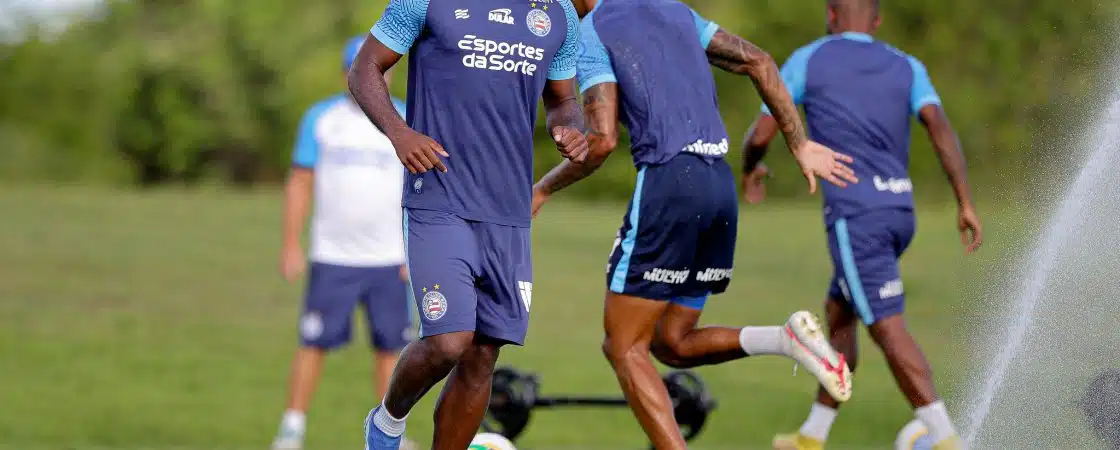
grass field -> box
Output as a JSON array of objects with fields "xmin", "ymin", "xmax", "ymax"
[{"xmin": 0, "ymin": 186, "xmax": 988, "ymax": 450}]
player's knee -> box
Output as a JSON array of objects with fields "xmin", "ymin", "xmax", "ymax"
[
  {"xmin": 421, "ymin": 331, "xmax": 475, "ymax": 365},
  {"xmin": 601, "ymin": 336, "xmax": 648, "ymax": 367},
  {"xmin": 650, "ymin": 342, "xmax": 690, "ymax": 369}
]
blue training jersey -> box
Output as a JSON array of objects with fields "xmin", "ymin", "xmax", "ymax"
[
  {"xmin": 763, "ymin": 32, "xmax": 942, "ymax": 225},
  {"xmin": 575, "ymin": 0, "xmax": 730, "ymax": 166},
  {"xmin": 371, "ymin": 0, "xmax": 579, "ymax": 227}
]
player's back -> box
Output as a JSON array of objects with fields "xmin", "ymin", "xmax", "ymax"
[
  {"xmin": 584, "ymin": 0, "xmax": 729, "ymax": 166},
  {"xmin": 779, "ymin": 33, "xmax": 936, "ymax": 223}
]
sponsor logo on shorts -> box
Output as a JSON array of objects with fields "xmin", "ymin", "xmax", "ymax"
[
  {"xmin": 683, "ymin": 138, "xmax": 730, "ymax": 156},
  {"xmin": 643, "ymin": 268, "xmax": 690, "ymax": 284},
  {"xmin": 879, "ymin": 279, "xmax": 904, "ymax": 299},
  {"xmin": 300, "ymin": 312, "xmax": 323, "ymax": 340},
  {"xmin": 694, "ymin": 268, "xmax": 732, "ymax": 282},
  {"xmin": 526, "ymin": 8, "xmax": 551, "ymax": 36},
  {"xmin": 457, "ymin": 35, "xmax": 544, "ymax": 75},
  {"xmin": 421, "ymin": 285, "xmax": 447, "ymax": 321},
  {"xmin": 488, "ymin": 8, "xmax": 514, "ymax": 24},
  {"xmin": 873, "ymin": 176, "xmax": 913, "ymax": 194},
  {"xmin": 454, "ymin": 8, "xmax": 470, "ymax": 19}
]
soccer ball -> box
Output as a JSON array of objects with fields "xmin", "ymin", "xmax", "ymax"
[
  {"xmin": 894, "ymin": 419, "xmax": 935, "ymax": 450},
  {"xmin": 468, "ymin": 432, "xmax": 517, "ymax": 450}
]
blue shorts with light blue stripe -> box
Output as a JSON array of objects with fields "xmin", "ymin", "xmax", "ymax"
[
  {"xmin": 605, "ymin": 154, "xmax": 739, "ymax": 309},
  {"xmin": 827, "ymin": 208, "xmax": 916, "ymax": 325}
]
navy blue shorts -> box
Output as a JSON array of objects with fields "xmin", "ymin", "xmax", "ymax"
[
  {"xmin": 826, "ymin": 208, "xmax": 916, "ymax": 325},
  {"xmin": 404, "ymin": 208, "xmax": 532, "ymax": 345},
  {"xmin": 606, "ymin": 154, "xmax": 738, "ymax": 308},
  {"xmin": 300, "ymin": 262, "xmax": 413, "ymax": 351}
]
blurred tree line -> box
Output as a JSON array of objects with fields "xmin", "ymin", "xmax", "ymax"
[{"xmin": 0, "ymin": 0, "xmax": 1112, "ymax": 200}]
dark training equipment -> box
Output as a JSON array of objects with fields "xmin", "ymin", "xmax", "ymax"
[
  {"xmin": 1081, "ymin": 368, "xmax": 1120, "ymax": 449},
  {"xmin": 482, "ymin": 366, "xmax": 717, "ymax": 445}
]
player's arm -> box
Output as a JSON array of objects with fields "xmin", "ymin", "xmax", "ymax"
[
  {"xmin": 532, "ymin": 17, "xmax": 618, "ymax": 211},
  {"xmin": 541, "ymin": 3, "xmax": 589, "ymax": 163},
  {"xmin": 350, "ymin": 0, "xmax": 447, "ymax": 173},
  {"xmin": 910, "ymin": 58, "xmax": 982, "ymax": 251},
  {"xmin": 279, "ymin": 109, "xmax": 320, "ymax": 281},
  {"xmin": 703, "ymin": 28, "xmax": 808, "ymax": 152},
  {"xmin": 535, "ymin": 83, "xmax": 620, "ymax": 200}
]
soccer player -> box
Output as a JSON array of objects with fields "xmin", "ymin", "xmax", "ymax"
[
  {"xmin": 272, "ymin": 36, "xmax": 415, "ymax": 450},
  {"xmin": 740, "ymin": 1, "xmax": 984, "ymax": 449},
  {"xmin": 347, "ymin": 0, "xmax": 588, "ymax": 449},
  {"xmin": 530, "ymin": 0, "xmax": 858, "ymax": 448}
]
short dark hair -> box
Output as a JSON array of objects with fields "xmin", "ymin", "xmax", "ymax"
[{"xmin": 827, "ymin": 0, "xmax": 880, "ymax": 15}]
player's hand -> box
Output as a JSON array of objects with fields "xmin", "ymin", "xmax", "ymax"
[
  {"xmin": 792, "ymin": 140, "xmax": 858, "ymax": 193},
  {"xmin": 398, "ymin": 265, "xmax": 409, "ymax": 281},
  {"xmin": 741, "ymin": 163, "xmax": 770, "ymax": 205},
  {"xmin": 552, "ymin": 126, "xmax": 589, "ymax": 163},
  {"xmin": 390, "ymin": 128, "xmax": 449, "ymax": 174},
  {"xmin": 531, "ymin": 186, "xmax": 549, "ymax": 218},
  {"xmin": 280, "ymin": 245, "xmax": 306, "ymax": 282},
  {"xmin": 958, "ymin": 206, "xmax": 983, "ymax": 254}
]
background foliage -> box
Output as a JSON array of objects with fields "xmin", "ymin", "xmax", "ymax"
[{"xmin": 0, "ymin": 0, "xmax": 1113, "ymax": 200}]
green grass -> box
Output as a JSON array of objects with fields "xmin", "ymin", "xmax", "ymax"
[{"xmin": 0, "ymin": 186, "xmax": 989, "ymax": 449}]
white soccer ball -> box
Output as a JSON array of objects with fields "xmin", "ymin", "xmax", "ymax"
[
  {"xmin": 468, "ymin": 432, "xmax": 517, "ymax": 450},
  {"xmin": 895, "ymin": 419, "xmax": 935, "ymax": 450}
]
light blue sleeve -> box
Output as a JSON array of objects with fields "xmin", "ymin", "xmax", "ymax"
[
  {"xmin": 292, "ymin": 101, "xmax": 335, "ymax": 168},
  {"xmin": 760, "ymin": 42, "xmax": 820, "ymax": 115},
  {"xmin": 907, "ymin": 56, "xmax": 942, "ymax": 115},
  {"xmin": 548, "ymin": 0, "xmax": 581, "ymax": 80},
  {"xmin": 391, "ymin": 97, "xmax": 407, "ymax": 118},
  {"xmin": 575, "ymin": 15, "xmax": 616, "ymax": 93},
  {"xmin": 689, "ymin": 8, "xmax": 720, "ymax": 49},
  {"xmin": 370, "ymin": 0, "xmax": 430, "ymax": 55}
]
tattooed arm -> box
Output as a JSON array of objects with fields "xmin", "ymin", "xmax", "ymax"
[
  {"xmin": 705, "ymin": 29, "xmax": 808, "ymax": 152},
  {"xmin": 534, "ymin": 83, "xmax": 620, "ymax": 197}
]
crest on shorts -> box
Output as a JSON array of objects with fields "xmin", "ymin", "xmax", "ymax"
[
  {"xmin": 421, "ymin": 285, "xmax": 447, "ymax": 321},
  {"xmin": 413, "ymin": 177, "xmax": 423, "ymax": 194},
  {"xmin": 300, "ymin": 312, "xmax": 323, "ymax": 340},
  {"xmin": 526, "ymin": 8, "xmax": 551, "ymax": 37}
]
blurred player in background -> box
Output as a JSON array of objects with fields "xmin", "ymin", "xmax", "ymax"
[
  {"xmin": 531, "ymin": 0, "xmax": 858, "ymax": 448},
  {"xmin": 348, "ymin": 0, "xmax": 588, "ymax": 448},
  {"xmin": 271, "ymin": 36, "xmax": 416, "ymax": 450},
  {"xmin": 740, "ymin": 1, "xmax": 983, "ymax": 449}
]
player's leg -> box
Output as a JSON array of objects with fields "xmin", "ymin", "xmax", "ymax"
[
  {"xmin": 273, "ymin": 263, "xmax": 364, "ymax": 450},
  {"xmin": 600, "ymin": 162, "xmax": 697, "ymax": 450},
  {"xmin": 604, "ymin": 292, "xmax": 685, "ymax": 450},
  {"xmin": 360, "ymin": 265, "xmax": 420, "ymax": 449},
  {"xmin": 650, "ymin": 158, "xmax": 850, "ymax": 402},
  {"xmin": 365, "ymin": 209, "xmax": 480, "ymax": 450},
  {"xmin": 425, "ymin": 221, "xmax": 530, "ymax": 450},
  {"xmin": 773, "ymin": 296, "xmax": 860, "ymax": 450},
  {"xmin": 843, "ymin": 212, "xmax": 961, "ymax": 448}
]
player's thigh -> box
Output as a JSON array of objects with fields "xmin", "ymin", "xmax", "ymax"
[
  {"xmin": 827, "ymin": 216, "xmax": 905, "ymax": 326},
  {"xmin": 360, "ymin": 265, "xmax": 414, "ymax": 352},
  {"xmin": 607, "ymin": 161, "xmax": 704, "ymax": 301},
  {"xmin": 404, "ymin": 208, "xmax": 480, "ymax": 339},
  {"xmin": 473, "ymin": 222, "xmax": 532, "ymax": 346},
  {"xmin": 300, "ymin": 262, "xmax": 365, "ymax": 349}
]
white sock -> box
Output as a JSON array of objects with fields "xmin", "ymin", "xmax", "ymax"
[
  {"xmin": 370, "ymin": 401, "xmax": 408, "ymax": 438},
  {"xmin": 798, "ymin": 402, "xmax": 838, "ymax": 441},
  {"xmin": 915, "ymin": 401, "xmax": 957, "ymax": 443},
  {"xmin": 280, "ymin": 409, "xmax": 305, "ymax": 434},
  {"xmin": 738, "ymin": 326, "xmax": 786, "ymax": 356}
]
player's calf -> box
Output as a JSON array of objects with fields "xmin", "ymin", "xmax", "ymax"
[
  {"xmin": 366, "ymin": 331, "xmax": 475, "ymax": 450},
  {"xmin": 432, "ymin": 338, "xmax": 503, "ymax": 450},
  {"xmin": 867, "ymin": 316, "xmax": 960, "ymax": 446}
]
